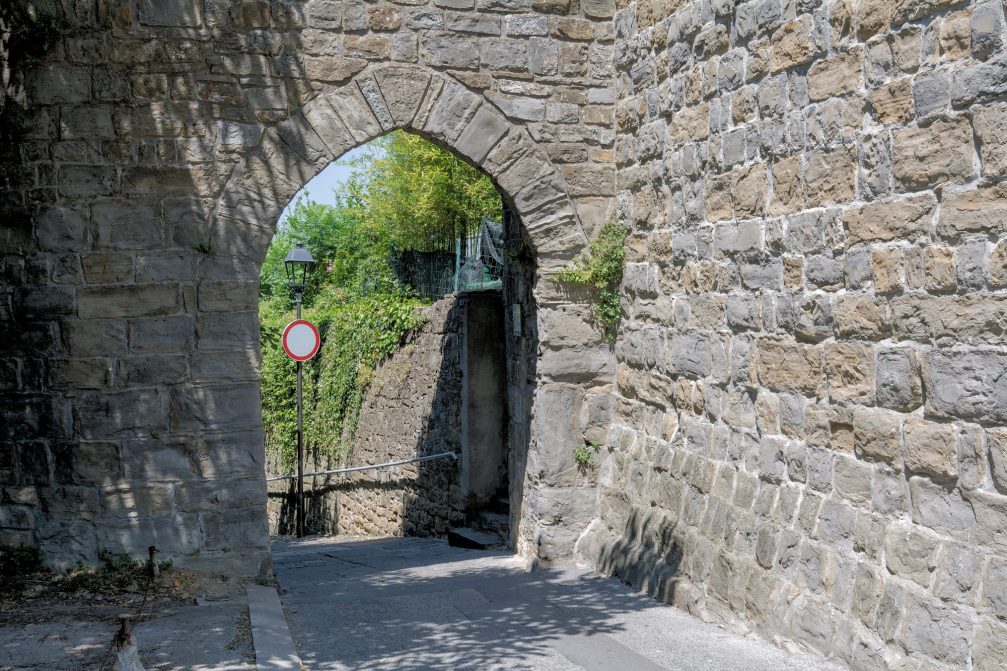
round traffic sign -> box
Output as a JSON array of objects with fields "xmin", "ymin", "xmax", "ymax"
[{"xmin": 282, "ymin": 320, "xmax": 320, "ymax": 361}]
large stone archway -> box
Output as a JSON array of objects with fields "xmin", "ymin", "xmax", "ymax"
[
  {"xmin": 209, "ymin": 62, "xmax": 617, "ymax": 565},
  {"xmin": 219, "ymin": 64, "xmax": 594, "ymax": 269},
  {"xmin": 2, "ymin": 4, "xmax": 618, "ymax": 573}
]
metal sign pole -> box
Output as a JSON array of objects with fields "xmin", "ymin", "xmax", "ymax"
[{"xmin": 295, "ymin": 293, "xmax": 305, "ymax": 539}]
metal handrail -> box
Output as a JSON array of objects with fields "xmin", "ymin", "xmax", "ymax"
[{"xmin": 265, "ymin": 451, "xmax": 459, "ymax": 482}]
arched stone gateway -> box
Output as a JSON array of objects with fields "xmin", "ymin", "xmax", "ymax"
[
  {"xmin": 3, "ymin": 32, "xmax": 618, "ymax": 575},
  {"xmin": 202, "ymin": 62, "xmax": 617, "ymax": 569}
]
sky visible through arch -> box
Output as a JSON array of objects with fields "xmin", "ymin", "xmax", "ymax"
[{"xmin": 277, "ymin": 145, "xmax": 372, "ymax": 228}]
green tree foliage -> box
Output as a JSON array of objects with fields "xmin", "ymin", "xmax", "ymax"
[
  {"xmin": 260, "ymin": 131, "xmax": 501, "ymax": 469},
  {"xmin": 351, "ymin": 131, "xmax": 502, "ymax": 249}
]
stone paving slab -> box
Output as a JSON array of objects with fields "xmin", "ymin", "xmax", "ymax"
[
  {"xmin": 0, "ymin": 598, "xmax": 253, "ymax": 671},
  {"xmin": 272, "ymin": 536, "xmax": 843, "ymax": 671}
]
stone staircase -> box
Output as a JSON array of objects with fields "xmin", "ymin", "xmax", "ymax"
[{"xmin": 448, "ymin": 493, "xmax": 511, "ymax": 550}]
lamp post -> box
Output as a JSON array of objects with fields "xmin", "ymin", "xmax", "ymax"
[{"xmin": 284, "ymin": 242, "xmax": 315, "ymax": 538}]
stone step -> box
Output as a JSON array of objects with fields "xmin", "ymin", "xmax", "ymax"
[
  {"xmin": 447, "ymin": 527, "xmax": 504, "ymax": 550},
  {"xmin": 476, "ymin": 511, "xmax": 510, "ymax": 534}
]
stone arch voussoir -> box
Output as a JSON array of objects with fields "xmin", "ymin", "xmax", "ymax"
[{"xmin": 214, "ymin": 63, "xmax": 591, "ymax": 269}]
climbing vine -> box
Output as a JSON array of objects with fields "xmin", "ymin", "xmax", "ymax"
[
  {"xmin": 555, "ymin": 220, "xmax": 628, "ymax": 341},
  {"xmin": 261, "ymin": 287, "xmax": 424, "ymax": 470}
]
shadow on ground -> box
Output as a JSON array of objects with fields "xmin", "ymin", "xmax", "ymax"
[{"xmin": 272, "ymin": 535, "xmax": 842, "ymax": 671}]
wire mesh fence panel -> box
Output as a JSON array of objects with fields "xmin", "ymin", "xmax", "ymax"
[{"xmin": 390, "ymin": 218, "xmax": 504, "ymax": 299}]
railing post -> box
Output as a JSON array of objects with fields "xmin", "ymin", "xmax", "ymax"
[
  {"xmin": 454, "ymin": 235, "xmax": 461, "ymax": 293},
  {"xmin": 296, "ymin": 294, "xmax": 305, "ymax": 539}
]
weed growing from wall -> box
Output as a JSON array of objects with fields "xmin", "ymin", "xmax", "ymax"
[{"xmin": 555, "ymin": 220, "xmax": 628, "ymax": 341}]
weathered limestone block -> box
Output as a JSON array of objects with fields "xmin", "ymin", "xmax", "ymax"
[
  {"xmin": 82, "ymin": 250, "xmax": 132, "ymax": 282},
  {"xmin": 834, "ymin": 294, "xmax": 890, "ymax": 340},
  {"xmin": 868, "ymin": 78, "xmax": 913, "ymax": 124},
  {"xmin": 906, "ymin": 594, "xmax": 975, "ymax": 667},
  {"xmin": 276, "ymin": 112, "xmax": 335, "ymax": 168},
  {"xmin": 756, "ymin": 339, "xmax": 824, "ymax": 397},
  {"xmin": 369, "ymin": 5, "xmax": 402, "ymax": 30},
  {"xmin": 909, "ymin": 476, "xmax": 975, "ymax": 538},
  {"xmin": 876, "ymin": 348, "xmax": 922, "ymax": 411},
  {"xmin": 78, "ymin": 285, "xmax": 179, "ymax": 319},
  {"xmin": 903, "ymin": 416, "xmax": 957, "ymax": 479},
  {"xmin": 870, "ymin": 246, "xmax": 905, "ymax": 294},
  {"xmin": 892, "ymin": 117, "xmax": 976, "ymax": 190},
  {"xmin": 825, "ymin": 343, "xmax": 875, "ymax": 405},
  {"xmin": 373, "ymin": 66, "xmax": 432, "ymax": 126},
  {"xmin": 973, "ymin": 0, "xmax": 1007, "ymax": 59},
  {"xmin": 769, "ymin": 155, "xmax": 804, "ymax": 215},
  {"xmin": 75, "ymin": 389, "xmax": 166, "ymax": 440},
  {"xmin": 531, "ymin": 383, "xmax": 585, "ymax": 482},
  {"xmin": 842, "ymin": 194, "xmax": 934, "ymax": 245},
  {"xmin": 853, "ymin": 409, "xmax": 901, "ymax": 466},
  {"xmin": 121, "ymin": 436, "xmax": 199, "ymax": 483},
  {"xmin": 834, "ymin": 456, "xmax": 873, "ymax": 507},
  {"xmin": 808, "ymin": 49, "xmax": 863, "ymax": 101},
  {"xmin": 925, "ymin": 350, "xmax": 1007, "ymax": 423},
  {"xmin": 973, "ymin": 618, "xmax": 1007, "ymax": 671},
  {"xmin": 770, "ymin": 16, "xmax": 820, "ymax": 72},
  {"xmin": 35, "ymin": 207, "xmax": 88, "ymax": 253},
  {"xmin": 28, "ymin": 64, "xmax": 91, "ymax": 104},
  {"xmin": 424, "ymin": 80, "xmax": 482, "ymax": 142},
  {"xmin": 733, "ymin": 163, "xmax": 769, "ymax": 217},
  {"xmin": 885, "ymin": 524, "xmax": 938, "ymax": 587},
  {"xmin": 940, "ymin": 184, "xmax": 1007, "ymax": 241},
  {"xmin": 171, "ymin": 385, "xmax": 262, "ymax": 433},
  {"xmin": 137, "ymin": 0, "xmax": 203, "ymax": 26},
  {"xmin": 923, "ymin": 245, "xmax": 957, "ymax": 291},
  {"xmin": 913, "ymin": 71, "xmax": 952, "ymax": 117}
]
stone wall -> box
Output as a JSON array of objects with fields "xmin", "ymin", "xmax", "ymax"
[
  {"xmin": 0, "ymin": 0, "xmax": 617, "ymax": 575},
  {"xmin": 266, "ymin": 296, "xmax": 467, "ymax": 537},
  {"xmin": 576, "ymin": 0, "xmax": 1007, "ymax": 668}
]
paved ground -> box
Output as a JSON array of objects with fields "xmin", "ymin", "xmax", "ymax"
[
  {"xmin": 273, "ymin": 536, "xmax": 842, "ymax": 671},
  {"xmin": 0, "ymin": 593, "xmax": 253, "ymax": 671}
]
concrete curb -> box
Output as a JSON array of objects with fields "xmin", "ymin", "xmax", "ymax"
[{"xmin": 247, "ymin": 585, "xmax": 302, "ymax": 671}]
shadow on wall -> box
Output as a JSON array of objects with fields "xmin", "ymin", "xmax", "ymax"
[
  {"xmin": 1, "ymin": 1, "xmax": 327, "ymax": 572},
  {"xmin": 581, "ymin": 507, "xmax": 685, "ymax": 607}
]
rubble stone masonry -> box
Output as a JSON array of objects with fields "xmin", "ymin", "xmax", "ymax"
[
  {"xmin": 266, "ymin": 297, "xmax": 466, "ymax": 538},
  {"xmin": 575, "ymin": 0, "xmax": 1007, "ymax": 668}
]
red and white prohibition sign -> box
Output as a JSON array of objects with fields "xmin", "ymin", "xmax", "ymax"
[{"xmin": 281, "ymin": 319, "xmax": 321, "ymax": 361}]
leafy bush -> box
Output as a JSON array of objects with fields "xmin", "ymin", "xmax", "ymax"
[
  {"xmin": 572, "ymin": 444, "xmax": 595, "ymax": 470},
  {"xmin": 556, "ymin": 220, "xmax": 628, "ymax": 341},
  {"xmin": 261, "ymin": 288, "xmax": 425, "ymax": 469}
]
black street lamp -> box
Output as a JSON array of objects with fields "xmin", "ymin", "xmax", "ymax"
[
  {"xmin": 284, "ymin": 242, "xmax": 315, "ymax": 538},
  {"xmin": 284, "ymin": 241, "xmax": 315, "ymax": 299}
]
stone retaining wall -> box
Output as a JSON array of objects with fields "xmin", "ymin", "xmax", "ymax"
[
  {"xmin": 266, "ymin": 296, "xmax": 466, "ymax": 537},
  {"xmin": 576, "ymin": 0, "xmax": 1007, "ymax": 668}
]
